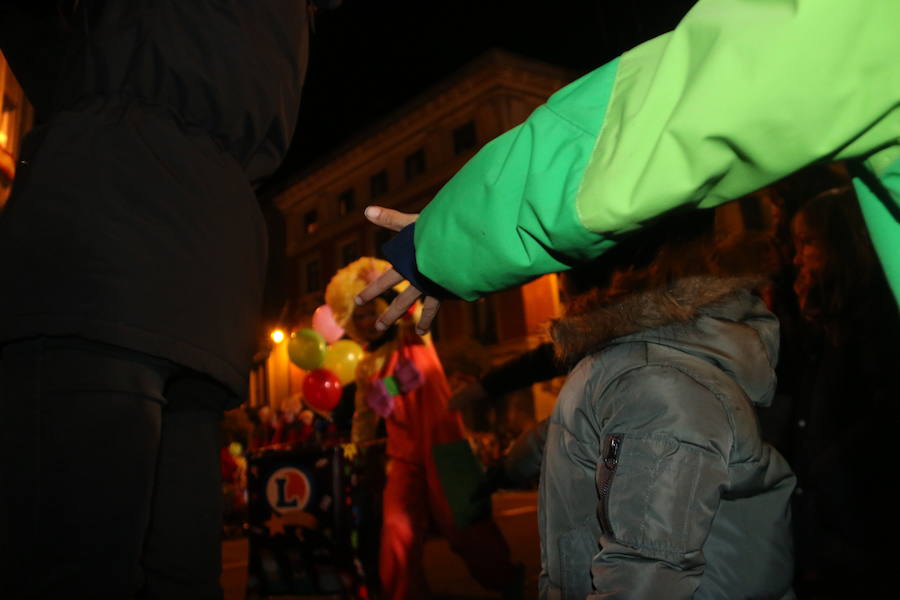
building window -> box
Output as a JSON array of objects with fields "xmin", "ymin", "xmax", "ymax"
[
  {"xmin": 453, "ymin": 121, "xmax": 477, "ymax": 155},
  {"xmin": 370, "ymin": 170, "xmax": 389, "ymax": 198},
  {"xmin": 338, "ymin": 188, "xmax": 355, "ymax": 216},
  {"xmin": 305, "ymin": 258, "xmax": 321, "ymax": 293},
  {"xmin": 404, "ymin": 148, "xmax": 427, "ymax": 181},
  {"xmin": 339, "ymin": 239, "xmax": 360, "ymax": 267},
  {"xmin": 304, "ymin": 209, "xmax": 319, "ymax": 235}
]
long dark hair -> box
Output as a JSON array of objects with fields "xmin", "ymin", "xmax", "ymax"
[{"xmin": 790, "ymin": 186, "xmax": 885, "ymax": 339}]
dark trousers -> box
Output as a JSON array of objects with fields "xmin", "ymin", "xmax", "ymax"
[{"xmin": 0, "ymin": 337, "xmax": 228, "ymax": 599}]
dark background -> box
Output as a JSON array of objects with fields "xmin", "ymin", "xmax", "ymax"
[
  {"xmin": 0, "ymin": 0, "xmax": 698, "ymax": 189},
  {"xmin": 268, "ymin": 0, "xmax": 698, "ymax": 189}
]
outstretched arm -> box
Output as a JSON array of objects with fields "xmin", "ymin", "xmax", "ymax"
[{"xmin": 361, "ymin": 0, "xmax": 900, "ymax": 330}]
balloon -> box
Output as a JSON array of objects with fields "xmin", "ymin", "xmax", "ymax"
[
  {"xmin": 311, "ymin": 304, "xmax": 345, "ymax": 344},
  {"xmin": 288, "ymin": 328, "xmax": 326, "ymax": 370},
  {"xmin": 302, "ymin": 368, "xmax": 343, "ymax": 413},
  {"xmin": 322, "ymin": 339, "xmax": 364, "ymax": 385}
]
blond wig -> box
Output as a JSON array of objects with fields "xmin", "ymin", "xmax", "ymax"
[{"xmin": 325, "ymin": 257, "xmax": 419, "ymax": 341}]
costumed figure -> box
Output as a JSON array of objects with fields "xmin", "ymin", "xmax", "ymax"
[{"xmin": 325, "ymin": 257, "xmax": 523, "ymax": 600}]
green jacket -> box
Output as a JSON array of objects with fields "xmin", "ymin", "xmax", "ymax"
[
  {"xmin": 541, "ymin": 280, "xmax": 795, "ymax": 599},
  {"xmin": 413, "ymin": 0, "xmax": 900, "ymax": 307}
]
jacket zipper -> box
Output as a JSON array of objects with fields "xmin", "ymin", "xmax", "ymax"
[{"xmin": 597, "ymin": 434, "xmax": 622, "ymax": 537}]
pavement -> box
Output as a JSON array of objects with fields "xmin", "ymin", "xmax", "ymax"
[{"xmin": 221, "ymin": 490, "xmax": 540, "ymax": 600}]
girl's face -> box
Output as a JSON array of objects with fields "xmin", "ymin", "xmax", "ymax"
[
  {"xmin": 792, "ymin": 217, "xmax": 826, "ymax": 276},
  {"xmin": 791, "ymin": 214, "xmax": 828, "ymax": 317}
]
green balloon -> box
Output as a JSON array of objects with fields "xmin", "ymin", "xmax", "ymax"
[{"xmin": 287, "ymin": 328, "xmax": 326, "ymax": 370}]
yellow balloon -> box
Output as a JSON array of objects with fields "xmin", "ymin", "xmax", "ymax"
[{"xmin": 322, "ymin": 340, "xmax": 365, "ymax": 385}]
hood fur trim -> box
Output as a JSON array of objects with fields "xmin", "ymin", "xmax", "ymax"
[{"xmin": 551, "ymin": 276, "xmax": 763, "ymax": 366}]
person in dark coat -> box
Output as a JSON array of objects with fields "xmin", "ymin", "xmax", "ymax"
[
  {"xmin": 0, "ymin": 2, "xmax": 311, "ymax": 598},
  {"xmin": 784, "ymin": 186, "xmax": 900, "ymax": 598}
]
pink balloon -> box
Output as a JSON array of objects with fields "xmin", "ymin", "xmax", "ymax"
[{"xmin": 311, "ymin": 304, "xmax": 345, "ymax": 344}]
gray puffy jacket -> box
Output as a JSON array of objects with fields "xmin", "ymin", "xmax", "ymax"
[{"xmin": 539, "ymin": 279, "xmax": 796, "ymax": 600}]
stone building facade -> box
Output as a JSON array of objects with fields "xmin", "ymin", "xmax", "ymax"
[{"xmin": 255, "ymin": 50, "xmax": 578, "ymax": 429}]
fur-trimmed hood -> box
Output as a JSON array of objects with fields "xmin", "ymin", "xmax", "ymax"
[{"xmin": 552, "ymin": 276, "xmax": 779, "ymax": 406}]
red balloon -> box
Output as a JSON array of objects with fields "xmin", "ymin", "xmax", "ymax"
[{"xmin": 302, "ymin": 369, "xmax": 343, "ymax": 413}]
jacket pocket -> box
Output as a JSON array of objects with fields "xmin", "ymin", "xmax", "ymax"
[
  {"xmin": 596, "ymin": 433, "xmax": 622, "ymax": 537},
  {"xmin": 557, "ymin": 520, "xmax": 598, "ymax": 600}
]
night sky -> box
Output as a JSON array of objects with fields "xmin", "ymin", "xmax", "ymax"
[{"xmin": 269, "ymin": 0, "xmax": 698, "ymax": 189}]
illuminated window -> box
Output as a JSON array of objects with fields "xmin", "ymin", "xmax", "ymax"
[{"xmin": 304, "ymin": 209, "xmax": 319, "ymax": 235}]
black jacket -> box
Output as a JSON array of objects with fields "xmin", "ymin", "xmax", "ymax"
[{"xmin": 0, "ymin": 1, "xmax": 309, "ymax": 401}]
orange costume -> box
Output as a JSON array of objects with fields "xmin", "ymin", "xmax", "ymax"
[{"xmin": 326, "ymin": 258, "xmax": 520, "ymax": 600}]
